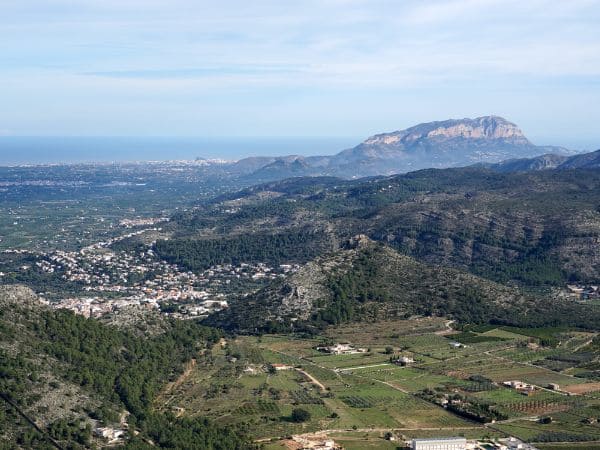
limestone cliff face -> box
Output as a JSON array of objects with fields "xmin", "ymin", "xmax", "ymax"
[{"xmin": 363, "ymin": 116, "xmax": 528, "ymax": 147}]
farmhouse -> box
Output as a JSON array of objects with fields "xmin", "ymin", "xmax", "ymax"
[
  {"xmin": 290, "ymin": 434, "xmax": 342, "ymax": 449},
  {"xmin": 394, "ymin": 356, "xmax": 415, "ymax": 366},
  {"xmin": 317, "ymin": 343, "xmax": 367, "ymax": 355},
  {"xmin": 411, "ymin": 437, "xmax": 467, "ymax": 450},
  {"xmin": 503, "ymin": 380, "xmax": 535, "ymax": 392},
  {"xmin": 243, "ymin": 366, "xmax": 259, "ymax": 375},
  {"xmin": 498, "ymin": 436, "xmax": 539, "ymax": 449},
  {"xmin": 94, "ymin": 427, "xmax": 125, "ymax": 443}
]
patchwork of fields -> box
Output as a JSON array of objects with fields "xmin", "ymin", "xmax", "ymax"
[{"xmin": 158, "ymin": 318, "xmax": 600, "ymax": 449}]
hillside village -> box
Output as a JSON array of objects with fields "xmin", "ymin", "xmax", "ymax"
[{"xmin": 2, "ymin": 223, "xmax": 299, "ymax": 320}]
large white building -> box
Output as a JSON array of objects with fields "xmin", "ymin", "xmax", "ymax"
[{"xmin": 411, "ymin": 437, "xmax": 467, "ymax": 450}]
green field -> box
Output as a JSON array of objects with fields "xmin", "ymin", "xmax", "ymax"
[{"xmin": 160, "ymin": 321, "xmax": 600, "ymax": 446}]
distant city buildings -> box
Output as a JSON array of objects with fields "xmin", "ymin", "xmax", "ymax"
[{"xmin": 119, "ymin": 217, "xmax": 170, "ymax": 228}]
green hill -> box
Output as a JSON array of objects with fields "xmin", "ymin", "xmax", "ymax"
[
  {"xmin": 160, "ymin": 167, "xmax": 600, "ymax": 290},
  {"xmin": 0, "ymin": 286, "xmax": 256, "ymax": 449},
  {"xmin": 207, "ymin": 237, "xmax": 600, "ymax": 333}
]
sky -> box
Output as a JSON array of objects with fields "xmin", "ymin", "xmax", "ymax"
[{"xmin": 1, "ymin": 0, "xmax": 600, "ymax": 150}]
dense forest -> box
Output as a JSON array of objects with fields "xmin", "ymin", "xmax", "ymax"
[
  {"xmin": 315, "ymin": 244, "xmax": 600, "ymax": 330},
  {"xmin": 155, "ymin": 229, "xmax": 333, "ymax": 270}
]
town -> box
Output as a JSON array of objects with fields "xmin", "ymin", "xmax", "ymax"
[{"xmin": 2, "ymin": 223, "xmax": 299, "ymax": 320}]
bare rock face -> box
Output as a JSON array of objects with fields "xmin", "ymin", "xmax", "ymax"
[
  {"xmin": 0, "ymin": 285, "xmax": 41, "ymax": 309},
  {"xmin": 426, "ymin": 118, "xmax": 524, "ymax": 140},
  {"xmin": 363, "ymin": 116, "xmax": 528, "ymax": 147},
  {"xmin": 276, "ymin": 260, "xmax": 329, "ymax": 320},
  {"xmin": 344, "ymin": 234, "xmax": 372, "ymax": 249}
]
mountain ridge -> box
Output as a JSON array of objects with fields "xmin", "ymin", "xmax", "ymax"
[
  {"xmin": 487, "ymin": 149, "xmax": 600, "ymax": 172},
  {"xmin": 234, "ymin": 116, "xmax": 573, "ymax": 180}
]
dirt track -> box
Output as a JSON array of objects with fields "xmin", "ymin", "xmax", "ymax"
[
  {"xmin": 295, "ymin": 368, "xmax": 326, "ymax": 391},
  {"xmin": 563, "ymin": 382, "xmax": 600, "ymax": 394}
]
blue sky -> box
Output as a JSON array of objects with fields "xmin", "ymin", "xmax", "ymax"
[{"xmin": 1, "ymin": 0, "xmax": 600, "ymax": 149}]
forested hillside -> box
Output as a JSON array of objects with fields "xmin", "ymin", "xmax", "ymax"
[
  {"xmin": 206, "ymin": 238, "xmax": 600, "ymax": 333},
  {"xmin": 155, "ymin": 229, "xmax": 334, "ymax": 270},
  {"xmin": 0, "ymin": 286, "xmax": 257, "ymax": 449},
  {"xmin": 161, "ymin": 167, "xmax": 600, "ymax": 290}
]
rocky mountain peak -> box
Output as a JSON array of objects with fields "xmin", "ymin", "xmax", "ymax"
[
  {"xmin": 239, "ymin": 116, "xmax": 566, "ymax": 181},
  {"xmin": 363, "ymin": 116, "xmax": 527, "ymax": 146}
]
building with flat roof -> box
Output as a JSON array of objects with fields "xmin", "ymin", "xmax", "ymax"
[{"xmin": 411, "ymin": 437, "xmax": 467, "ymax": 450}]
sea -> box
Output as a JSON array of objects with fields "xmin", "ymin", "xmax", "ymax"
[{"xmin": 0, "ymin": 136, "xmax": 360, "ymax": 166}]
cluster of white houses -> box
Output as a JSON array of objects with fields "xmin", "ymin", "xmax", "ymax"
[{"xmin": 25, "ymin": 228, "xmax": 298, "ymax": 319}]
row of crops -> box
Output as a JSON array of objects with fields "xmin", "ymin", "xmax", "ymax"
[{"xmin": 290, "ymin": 390, "xmax": 324, "ymax": 405}]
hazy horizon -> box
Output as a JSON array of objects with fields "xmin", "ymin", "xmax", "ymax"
[
  {"xmin": 0, "ymin": 130, "xmax": 598, "ymax": 166},
  {"xmin": 0, "ymin": 136, "xmax": 363, "ymax": 165}
]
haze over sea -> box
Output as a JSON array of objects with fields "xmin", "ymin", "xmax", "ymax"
[{"xmin": 0, "ymin": 136, "xmax": 359, "ymax": 166}]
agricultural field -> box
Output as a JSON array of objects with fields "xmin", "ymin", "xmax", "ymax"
[
  {"xmin": 160, "ymin": 319, "xmax": 600, "ymax": 447},
  {"xmin": 323, "ymin": 317, "xmax": 451, "ymax": 344}
]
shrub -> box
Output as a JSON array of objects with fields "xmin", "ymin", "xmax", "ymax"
[{"xmin": 290, "ymin": 408, "xmax": 311, "ymax": 423}]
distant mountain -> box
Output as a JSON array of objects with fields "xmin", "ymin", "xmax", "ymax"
[
  {"xmin": 488, "ymin": 149, "xmax": 600, "ymax": 172},
  {"xmin": 237, "ymin": 116, "xmax": 571, "ymax": 180},
  {"xmin": 249, "ymin": 155, "xmax": 313, "ymax": 179},
  {"xmin": 230, "ymin": 156, "xmax": 278, "ymax": 174},
  {"xmin": 550, "ymin": 148, "xmax": 600, "ymax": 169}
]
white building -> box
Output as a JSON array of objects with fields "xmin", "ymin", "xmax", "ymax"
[
  {"xmin": 395, "ymin": 356, "xmax": 415, "ymax": 365},
  {"xmin": 317, "ymin": 343, "xmax": 367, "ymax": 355},
  {"xmin": 412, "ymin": 437, "xmax": 467, "ymax": 450},
  {"xmin": 94, "ymin": 427, "xmax": 125, "ymax": 443}
]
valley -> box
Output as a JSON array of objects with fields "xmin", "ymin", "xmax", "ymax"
[
  {"xmin": 2, "ymin": 124, "xmax": 600, "ymax": 449},
  {"xmin": 159, "ymin": 318, "xmax": 600, "ymax": 449},
  {"xmin": 4, "ymin": 0, "xmax": 600, "ymax": 445}
]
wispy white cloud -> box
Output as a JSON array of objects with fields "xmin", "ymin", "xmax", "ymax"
[{"xmin": 0, "ymin": 0, "xmax": 599, "ymax": 140}]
